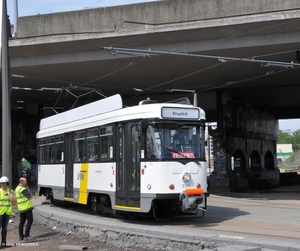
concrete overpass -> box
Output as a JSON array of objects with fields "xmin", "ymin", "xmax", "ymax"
[{"xmin": 5, "ymin": 0, "xmax": 300, "ymax": 122}]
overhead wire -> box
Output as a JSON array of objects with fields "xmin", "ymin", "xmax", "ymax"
[
  {"xmin": 22, "ymin": 2, "xmax": 300, "ymax": 117},
  {"xmin": 13, "ymin": 1, "xmax": 300, "ymax": 101},
  {"xmin": 96, "ymin": 0, "xmax": 300, "ymax": 100},
  {"xmin": 78, "ymin": 0, "xmax": 248, "ymax": 90},
  {"xmin": 79, "ymin": 57, "xmax": 147, "ymax": 87},
  {"xmin": 196, "ymin": 67, "xmax": 295, "ymax": 93},
  {"xmin": 128, "ymin": 62, "xmax": 225, "ymax": 103}
]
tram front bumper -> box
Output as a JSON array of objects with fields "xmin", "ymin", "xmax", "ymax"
[{"xmin": 179, "ymin": 188, "xmax": 206, "ymax": 212}]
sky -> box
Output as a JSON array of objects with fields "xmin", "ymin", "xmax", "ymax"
[
  {"xmin": 7, "ymin": 0, "xmax": 159, "ymax": 20},
  {"xmin": 278, "ymin": 119, "xmax": 300, "ymax": 132},
  {"xmin": 5, "ymin": 0, "xmax": 300, "ymax": 132}
]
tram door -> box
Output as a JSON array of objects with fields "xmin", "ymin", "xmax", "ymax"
[
  {"xmin": 64, "ymin": 133, "xmax": 74, "ymax": 199},
  {"xmin": 116, "ymin": 122, "xmax": 141, "ymax": 209}
]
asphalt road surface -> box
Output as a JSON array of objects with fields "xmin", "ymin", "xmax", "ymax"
[{"xmin": 5, "ymin": 186, "xmax": 300, "ymax": 251}]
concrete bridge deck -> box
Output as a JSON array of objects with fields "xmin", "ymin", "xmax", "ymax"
[{"xmin": 7, "ymin": 0, "xmax": 300, "ymax": 121}]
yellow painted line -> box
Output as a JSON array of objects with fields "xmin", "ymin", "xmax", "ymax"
[
  {"xmin": 64, "ymin": 197, "xmax": 74, "ymax": 201},
  {"xmin": 79, "ymin": 163, "xmax": 89, "ymax": 204},
  {"xmin": 114, "ymin": 205, "xmax": 140, "ymax": 210}
]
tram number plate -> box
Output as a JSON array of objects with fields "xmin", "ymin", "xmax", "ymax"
[{"xmin": 182, "ymin": 184, "xmax": 191, "ymax": 188}]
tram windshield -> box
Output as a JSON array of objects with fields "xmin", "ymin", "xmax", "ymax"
[{"xmin": 146, "ymin": 123, "xmax": 205, "ymax": 159}]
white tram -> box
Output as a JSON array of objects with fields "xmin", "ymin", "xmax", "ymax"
[{"xmin": 37, "ymin": 94, "xmax": 208, "ymax": 219}]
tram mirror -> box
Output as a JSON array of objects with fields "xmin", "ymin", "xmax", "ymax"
[{"xmin": 208, "ymin": 126, "xmax": 214, "ymax": 136}]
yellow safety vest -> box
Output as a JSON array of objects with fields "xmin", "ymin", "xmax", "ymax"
[
  {"xmin": 15, "ymin": 185, "xmax": 33, "ymax": 213},
  {"xmin": 173, "ymin": 139, "xmax": 190, "ymax": 150},
  {"xmin": 0, "ymin": 188, "xmax": 13, "ymax": 216}
]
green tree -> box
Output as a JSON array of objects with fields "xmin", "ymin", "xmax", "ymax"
[
  {"xmin": 278, "ymin": 129, "xmax": 300, "ymax": 152},
  {"xmin": 291, "ymin": 130, "xmax": 300, "ymax": 152}
]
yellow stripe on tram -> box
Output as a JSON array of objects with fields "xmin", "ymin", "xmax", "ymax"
[
  {"xmin": 114, "ymin": 205, "xmax": 140, "ymax": 210},
  {"xmin": 64, "ymin": 197, "xmax": 74, "ymax": 201},
  {"xmin": 79, "ymin": 163, "xmax": 89, "ymax": 204}
]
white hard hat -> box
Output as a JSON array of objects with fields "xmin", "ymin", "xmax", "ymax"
[{"xmin": 0, "ymin": 176, "xmax": 9, "ymax": 183}]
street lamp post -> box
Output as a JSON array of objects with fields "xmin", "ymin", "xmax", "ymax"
[
  {"xmin": 1, "ymin": 0, "xmax": 12, "ymax": 182},
  {"xmin": 13, "ymin": 0, "xmax": 18, "ymax": 37}
]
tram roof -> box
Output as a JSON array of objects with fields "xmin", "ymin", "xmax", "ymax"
[
  {"xmin": 39, "ymin": 94, "xmax": 123, "ymax": 130},
  {"xmin": 37, "ymin": 94, "xmax": 206, "ymax": 138}
]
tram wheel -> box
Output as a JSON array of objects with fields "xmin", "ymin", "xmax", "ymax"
[{"xmin": 45, "ymin": 189, "xmax": 54, "ymax": 204}]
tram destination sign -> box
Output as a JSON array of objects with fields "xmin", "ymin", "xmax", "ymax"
[{"xmin": 161, "ymin": 107, "xmax": 200, "ymax": 120}]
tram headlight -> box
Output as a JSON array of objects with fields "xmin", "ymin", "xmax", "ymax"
[
  {"xmin": 147, "ymin": 184, "xmax": 152, "ymax": 190},
  {"xmin": 182, "ymin": 172, "xmax": 191, "ymax": 182}
]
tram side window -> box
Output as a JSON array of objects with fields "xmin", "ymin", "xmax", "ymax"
[
  {"xmin": 46, "ymin": 137, "xmax": 55, "ymax": 163},
  {"xmin": 100, "ymin": 126, "xmax": 113, "ymax": 160},
  {"xmin": 146, "ymin": 126, "xmax": 161, "ymax": 159},
  {"xmin": 55, "ymin": 135, "xmax": 64, "ymax": 162},
  {"xmin": 87, "ymin": 128, "xmax": 99, "ymax": 162},
  {"xmin": 38, "ymin": 136, "xmax": 64, "ymax": 164},
  {"xmin": 39, "ymin": 139, "xmax": 47, "ymax": 163},
  {"xmin": 75, "ymin": 131, "xmax": 86, "ymax": 162}
]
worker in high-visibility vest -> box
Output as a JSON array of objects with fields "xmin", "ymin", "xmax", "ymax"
[
  {"xmin": 0, "ymin": 176, "xmax": 15, "ymax": 247},
  {"xmin": 173, "ymin": 130, "xmax": 190, "ymax": 151},
  {"xmin": 15, "ymin": 177, "xmax": 34, "ymax": 241}
]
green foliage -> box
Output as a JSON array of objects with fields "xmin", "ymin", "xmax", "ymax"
[{"xmin": 278, "ymin": 129, "xmax": 300, "ymax": 152}]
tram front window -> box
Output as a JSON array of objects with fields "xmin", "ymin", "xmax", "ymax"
[{"xmin": 146, "ymin": 124, "xmax": 205, "ymax": 159}]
